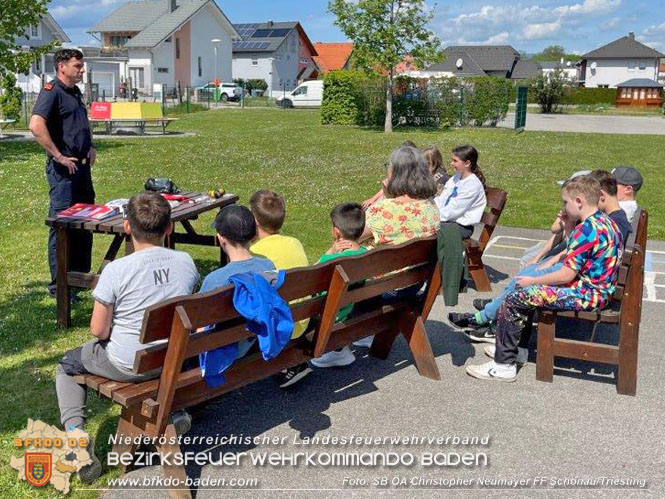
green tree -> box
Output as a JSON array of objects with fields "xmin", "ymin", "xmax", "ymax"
[
  {"xmin": 0, "ymin": 0, "xmax": 56, "ymax": 75},
  {"xmin": 0, "ymin": 73, "xmax": 23, "ymax": 120},
  {"xmin": 532, "ymin": 44, "xmax": 580, "ymax": 63},
  {"xmin": 329, "ymin": 0, "xmax": 443, "ymax": 133}
]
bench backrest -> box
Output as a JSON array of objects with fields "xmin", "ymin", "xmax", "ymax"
[
  {"xmin": 477, "ymin": 187, "xmax": 508, "ymax": 251},
  {"xmin": 106, "ymin": 102, "xmax": 165, "ymax": 120},
  {"xmin": 90, "ymin": 102, "xmax": 112, "ymax": 120},
  {"xmin": 136, "ymin": 237, "xmax": 439, "ymax": 434},
  {"xmin": 612, "ymin": 208, "xmax": 647, "ymax": 314}
]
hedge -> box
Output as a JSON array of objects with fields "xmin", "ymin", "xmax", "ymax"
[
  {"xmin": 322, "ymin": 71, "xmax": 512, "ymax": 128},
  {"xmin": 509, "ymin": 85, "xmax": 618, "ymax": 105}
]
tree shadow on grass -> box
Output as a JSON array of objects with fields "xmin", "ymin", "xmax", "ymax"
[{"xmin": 0, "ymin": 139, "xmax": 124, "ymax": 163}]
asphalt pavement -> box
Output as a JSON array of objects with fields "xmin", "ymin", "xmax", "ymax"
[
  {"xmin": 499, "ymin": 112, "xmax": 665, "ymax": 135},
  {"xmin": 98, "ymin": 225, "xmax": 665, "ymax": 499}
]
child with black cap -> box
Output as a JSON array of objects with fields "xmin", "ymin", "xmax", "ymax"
[{"xmin": 612, "ymin": 166, "xmax": 643, "ymax": 223}]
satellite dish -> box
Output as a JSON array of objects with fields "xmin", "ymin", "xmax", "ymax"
[
  {"xmin": 566, "ymin": 61, "xmax": 572, "ymax": 67},
  {"xmin": 456, "ymin": 58, "xmax": 463, "ymax": 69},
  {"xmin": 590, "ymin": 61, "xmax": 597, "ymax": 70}
]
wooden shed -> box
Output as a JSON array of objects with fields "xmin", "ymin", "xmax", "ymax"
[{"xmin": 616, "ymin": 78, "xmax": 664, "ymax": 107}]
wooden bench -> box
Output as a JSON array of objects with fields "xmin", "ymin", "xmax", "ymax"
[
  {"xmin": 73, "ymin": 237, "xmax": 442, "ymax": 497},
  {"xmin": 535, "ymin": 208, "xmax": 648, "ymax": 396},
  {"xmin": 89, "ymin": 102, "xmax": 177, "ymax": 135},
  {"xmin": 464, "ymin": 186, "xmax": 508, "ymax": 292}
]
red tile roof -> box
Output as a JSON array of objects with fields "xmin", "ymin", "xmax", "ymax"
[{"xmin": 312, "ymin": 42, "xmax": 354, "ymax": 73}]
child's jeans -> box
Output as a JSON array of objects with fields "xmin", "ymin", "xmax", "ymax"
[
  {"xmin": 493, "ymin": 285, "xmax": 581, "ymax": 365},
  {"xmin": 481, "ymin": 263, "xmax": 563, "ymax": 322}
]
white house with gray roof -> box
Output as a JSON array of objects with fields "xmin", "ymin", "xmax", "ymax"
[
  {"xmin": 579, "ymin": 32, "xmax": 665, "ymax": 88},
  {"xmin": 231, "ymin": 22, "xmax": 318, "ymax": 97},
  {"xmin": 12, "ymin": 12, "xmax": 71, "ymax": 94},
  {"xmin": 88, "ymin": 0, "xmax": 239, "ymax": 96}
]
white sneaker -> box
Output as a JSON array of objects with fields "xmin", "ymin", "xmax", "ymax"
[
  {"xmin": 311, "ymin": 346, "xmax": 356, "ymax": 368},
  {"xmin": 466, "ymin": 360, "xmax": 517, "ymax": 382},
  {"xmin": 353, "ymin": 336, "xmax": 374, "ymax": 348},
  {"xmin": 484, "ymin": 345, "xmax": 528, "ymax": 366}
]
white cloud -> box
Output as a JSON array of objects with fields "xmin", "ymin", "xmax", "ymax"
[
  {"xmin": 522, "ymin": 22, "xmax": 562, "ymax": 40},
  {"xmin": 601, "ymin": 17, "xmax": 621, "ymax": 30},
  {"xmin": 436, "ymin": 0, "xmax": 622, "ymax": 47}
]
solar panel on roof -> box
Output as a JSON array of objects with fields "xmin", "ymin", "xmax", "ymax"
[
  {"xmin": 258, "ymin": 42, "xmax": 270, "ymax": 49},
  {"xmin": 269, "ymin": 28, "xmax": 290, "ymax": 37},
  {"xmin": 253, "ymin": 29, "xmax": 272, "ymax": 37}
]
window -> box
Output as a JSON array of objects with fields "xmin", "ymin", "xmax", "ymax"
[
  {"xmin": 157, "ymin": 67, "xmax": 169, "ymax": 73},
  {"xmin": 628, "ymin": 60, "xmax": 636, "ymax": 72},
  {"xmin": 31, "ymin": 25, "xmax": 39, "ymax": 38},
  {"xmin": 293, "ymin": 85, "xmax": 307, "ymax": 96},
  {"xmin": 640, "ymin": 88, "xmax": 646, "ymax": 100},
  {"xmin": 251, "ymin": 59, "xmax": 259, "ymax": 66},
  {"xmin": 110, "ymin": 35, "xmax": 129, "ymax": 47},
  {"xmin": 621, "ymin": 88, "xmax": 629, "ymax": 98},
  {"xmin": 175, "ymin": 38, "xmax": 180, "ymax": 59},
  {"xmin": 198, "ymin": 57, "xmax": 202, "ymax": 77},
  {"xmin": 638, "ymin": 60, "xmax": 647, "ymax": 71}
]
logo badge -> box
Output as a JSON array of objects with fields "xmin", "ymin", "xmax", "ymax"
[{"xmin": 25, "ymin": 453, "xmax": 52, "ymax": 487}]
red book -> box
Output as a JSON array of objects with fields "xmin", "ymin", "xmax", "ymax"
[{"xmin": 57, "ymin": 203, "xmax": 118, "ymax": 220}]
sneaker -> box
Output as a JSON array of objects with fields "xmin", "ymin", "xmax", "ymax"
[
  {"xmin": 448, "ymin": 312, "xmax": 474, "ymax": 329},
  {"xmin": 353, "ymin": 336, "xmax": 374, "ymax": 348},
  {"xmin": 464, "ymin": 325, "xmax": 496, "ymax": 344},
  {"xmin": 278, "ymin": 363, "xmax": 312, "ymax": 388},
  {"xmin": 484, "ymin": 345, "xmax": 528, "ymax": 366},
  {"xmin": 311, "ymin": 346, "xmax": 356, "ymax": 368},
  {"xmin": 466, "ymin": 360, "xmax": 517, "ymax": 382},
  {"xmin": 77, "ymin": 436, "xmax": 102, "ymax": 484},
  {"xmin": 473, "ymin": 299, "xmax": 492, "ymax": 311},
  {"xmin": 170, "ymin": 410, "xmax": 192, "ymax": 436}
]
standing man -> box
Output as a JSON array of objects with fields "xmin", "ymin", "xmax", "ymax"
[{"xmin": 30, "ymin": 49, "xmax": 96, "ymax": 298}]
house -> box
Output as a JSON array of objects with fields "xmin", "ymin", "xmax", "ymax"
[
  {"xmin": 232, "ymin": 22, "xmax": 318, "ymax": 97},
  {"xmin": 417, "ymin": 45, "xmax": 536, "ymax": 80},
  {"xmin": 88, "ymin": 0, "xmax": 239, "ymax": 97},
  {"xmin": 578, "ymin": 32, "xmax": 664, "ymax": 88},
  {"xmin": 539, "ymin": 60, "xmax": 578, "ymax": 81},
  {"xmin": 12, "ymin": 12, "xmax": 71, "ymax": 94},
  {"xmin": 615, "ymin": 78, "xmax": 663, "ymax": 107},
  {"xmin": 312, "ymin": 42, "xmax": 353, "ymax": 73}
]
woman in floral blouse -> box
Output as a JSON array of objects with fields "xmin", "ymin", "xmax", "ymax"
[{"xmin": 362, "ymin": 146, "xmax": 440, "ymax": 247}]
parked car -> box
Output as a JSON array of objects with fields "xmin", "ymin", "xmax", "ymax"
[
  {"xmin": 276, "ymin": 80, "xmax": 324, "ymax": 108},
  {"xmin": 196, "ymin": 82, "xmax": 242, "ymax": 102}
]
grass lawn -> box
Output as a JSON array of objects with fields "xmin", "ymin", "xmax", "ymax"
[{"xmin": 0, "ymin": 108, "xmax": 663, "ymax": 496}]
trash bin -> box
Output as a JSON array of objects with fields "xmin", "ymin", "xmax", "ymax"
[{"xmin": 213, "ymin": 87, "xmax": 221, "ymax": 102}]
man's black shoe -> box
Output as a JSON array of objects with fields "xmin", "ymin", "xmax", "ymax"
[
  {"xmin": 448, "ymin": 312, "xmax": 474, "ymax": 329},
  {"xmin": 463, "ymin": 324, "xmax": 496, "ymax": 344}
]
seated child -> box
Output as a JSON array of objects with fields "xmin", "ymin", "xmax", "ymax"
[
  {"xmin": 465, "ymin": 176, "xmax": 622, "ymax": 382},
  {"xmin": 55, "ymin": 192, "xmax": 200, "ymax": 483},
  {"xmin": 249, "ymin": 190, "xmax": 311, "ymax": 388},
  {"xmin": 434, "ymin": 145, "xmax": 487, "ymax": 240},
  {"xmin": 200, "ymin": 204, "xmax": 275, "ymax": 362},
  {"xmin": 590, "ymin": 170, "xmax": 632, "ymax": 244},
  {"xmin": 612, "ymin": 166, "xmax": 643, "ymax": 223},
  {"xmin": 422, "ymin": 146, "xmax": 450, "ymax": 195},
  {"xmin": 310, "ymin": 203, "xmax": 368, "ymax": 368}
]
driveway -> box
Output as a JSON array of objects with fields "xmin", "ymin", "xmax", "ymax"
[{"xmin": 499, "ymin": 112, "xmax": 665, "ymax": 135}]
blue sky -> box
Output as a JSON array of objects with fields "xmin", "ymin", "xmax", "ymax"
[{"xmin": 50, "ymin": 0, "xmax": 665, "ymax": 55}]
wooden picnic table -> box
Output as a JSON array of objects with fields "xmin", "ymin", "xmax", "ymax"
[{"xmin": 45, "ymin": 191, "xmax": 239, "ymax": 328}]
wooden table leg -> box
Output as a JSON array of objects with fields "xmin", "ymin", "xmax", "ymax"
[{"xmin": 56, "ymin": 226, "xmax": 71, "ymax": 328}]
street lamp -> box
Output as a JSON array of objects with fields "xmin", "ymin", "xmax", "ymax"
[{"xmin": 211, "ymin": 38, "xmax": 221, "ymax": 82}]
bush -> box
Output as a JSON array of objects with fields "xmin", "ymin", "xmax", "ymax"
[
  {"xmin": 531, "ymin": 70, "xmax": 568, "ymax": 113},
  {"xmin": 233, "ymin": 78, "xmax": 268, "ymax": 92},
  {"xmin": 563, "ymin": 87, "xmax": 616, "ymax": 105},
  {"xmin": 0, "ymin": 73, "xmax": 23, "ymax": 121}
]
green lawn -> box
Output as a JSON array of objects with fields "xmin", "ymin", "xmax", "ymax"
[{"xmin": 0, "ymin": 108, "xmax": 663, "ymax": 496}]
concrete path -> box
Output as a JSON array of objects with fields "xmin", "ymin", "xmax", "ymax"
[
  {"xmin": 499, "ymin": 112, "xmax": 665, "ymax": 135},
  {"xmin": 97, "ymin": 226, "xmax": 664, "ymax": 499}
]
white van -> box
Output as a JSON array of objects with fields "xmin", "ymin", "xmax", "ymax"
[{"xmin": 276, "ymin": 80, "xmax": 323, "ymax": 108}]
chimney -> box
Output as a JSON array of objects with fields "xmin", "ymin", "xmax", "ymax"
[
  {"xmin": 268, "ymin": 20, "xmax": 274, "ymax": 28},
  {"xmin": 169, "ymin": 0, "xmax": 177, "ymax": 13},
  {"xmin": 628, "ymin": 31, "xmax": 635, "ymax": 39}
]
